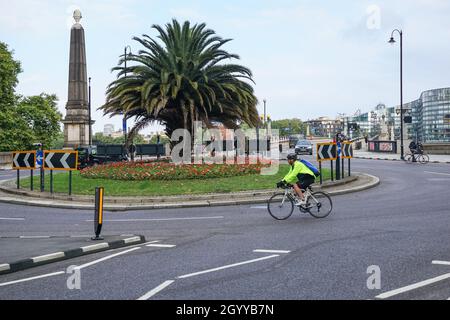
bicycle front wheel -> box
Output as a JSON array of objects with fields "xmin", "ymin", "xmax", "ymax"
[
  {"xmin": 404, "ymin": 153, "xmax": 413, "ymax": 163},
  {"xmin": 307, "ymin": 191, "xmax": 333, "ymax": 218},
  {"xmin": 419, "ymin": 154, "xmax": 429, "ymax": 164},
  {"xmin": 267, "ymin": 193, "xmax": 294, "ymax": 220}
]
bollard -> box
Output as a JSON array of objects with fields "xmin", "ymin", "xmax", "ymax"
[{"xmin": 92, "ymin": 187, "xmax": 104, "ymax": 240}]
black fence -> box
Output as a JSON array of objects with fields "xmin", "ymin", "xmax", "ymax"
[
  {"xmin": 136, "ymin": 144, "xmax": 165, "ymax": 156},
  {"xmin": 367, "ymin": 140, "xmax": 397, "ymax": 153}
]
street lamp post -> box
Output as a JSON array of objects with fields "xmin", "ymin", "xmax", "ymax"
[
  {"xmin": 88, "ymin": 77, "xmax": 92, "ymax": 146},
  {"xmin": 123, "ymin": 45, "xmax": 132, "ymax": 158},
  {"xmin": 263, "ymin": 99, "xmax": 267, "ymax": 128},
  {"xmin": 389, "ymin": 29, "xmax": 404, "ymax": 160}
]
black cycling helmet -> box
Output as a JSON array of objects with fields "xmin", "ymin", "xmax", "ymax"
[{"xmin": 287, "ymin": 153, "xmax": 297, "ymax": 161}]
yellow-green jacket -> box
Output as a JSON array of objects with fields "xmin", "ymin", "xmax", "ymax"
[{"xmin": 283, "ymin": 160, "xmax": 315, "ymax": 184}]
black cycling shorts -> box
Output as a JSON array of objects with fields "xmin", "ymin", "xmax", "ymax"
[{"xmin": 296, "ymin": 174, "xmax": 316, "ymax": 190}]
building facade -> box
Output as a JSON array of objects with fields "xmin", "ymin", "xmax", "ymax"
[
  {"xmin": 343, "ymin": 87, "xmax": 450, "ymax": 143},
  {"xmin": 305, "ymin": 117, "xmax": 343, "ymax": 138}
]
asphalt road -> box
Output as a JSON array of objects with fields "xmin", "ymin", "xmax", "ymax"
[{"xmin": 0, "ymin": 156, "xmax": 450, "ymax": 300}]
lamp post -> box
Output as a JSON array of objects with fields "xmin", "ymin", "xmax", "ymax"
[
  {"xmin": 123, "ymin": 45, "xmax": 132, "ymax": 148},
  {"xmin": 389, "ymin": 29, "xmax": 404, "ymax": 160},
  {"xmin": 88, "ymin": 77, "xmax": 92, "ymax": 146},
  {"xmin": 263, "ymin": 99, "xmax": 267, "ymax": 128}
]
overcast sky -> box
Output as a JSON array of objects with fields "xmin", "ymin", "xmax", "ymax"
[{"xmin": 1, "ymin": 0, "xmax": 450, "ymax": 134}]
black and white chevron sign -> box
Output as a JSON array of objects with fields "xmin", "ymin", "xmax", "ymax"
[
  {"xmin": 43, "ymin": 150, "xmax": 78, "ymax": 170},
  {"xmin": 341, "ymin": 143, "xmax": 353, "ymax": 159},
  {"xmin": 12, "ymin": 151, "xmax": 36, "ymax": 169},
  {"xmin": 316, "ymin": 143, "xmax": 337, "ymax": 161}
]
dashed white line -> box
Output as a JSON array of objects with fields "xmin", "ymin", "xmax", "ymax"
[
  {"xmin": 424, "ymin": 171, "xmax": 450, "ymax": 177},
  {"xmin": 0, "ymin": 271, "xmax": 65, "ymax": 287},
  {"xmin": 0, "ymin": 217, "xmax": 25, "ymax": 221},
  {"xmin": 146, "ymin": 244, "xmax": 176, "ymax": 248},
  {"xmin": 432, "ymin": 260, "xmax": 450, "ymax": 266},
  {"xmin": 137, "ymin": 280, "xmax": 175, "ymax": 300},
  {"xmin": 86, "ymin": 216, "xmax": 224, "ymax": 222},
  {"xmin": 376, "ymin": 273, "xmax": 450, "ymax": 299},
  {"xmin": 253, "ymin": 249, "xmax": 291, "ymax": 254},
  {"xmin": 177, "ymin": 255, "xmax": 280, "ymax": 279}
]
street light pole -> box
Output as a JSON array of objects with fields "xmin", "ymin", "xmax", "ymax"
[
  {"xmin": 88, "ymin": 77, "xmax": 92, "ymax": 146},
  {"xmin": 389, "ymin": 29, "xmax": 404, "ymax": 160},
  {"xmin": 123, "ymin": 46, "xmax": 132, "ymax": 147},
  {"xmin": 263, "ymin": 99, "xmax": 267, "ymax": 128}
]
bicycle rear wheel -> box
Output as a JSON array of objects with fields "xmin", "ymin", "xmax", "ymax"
[
  {"xmin": 419, "ymin": 154, "xmax": 429, "ymax": 164},
  {"xmin": 267, "ymin": 193, "xmax": 294, "ymax": 220},
  {"xmin": 306, "ymin": 191, "xmax": 333, "ymax": 218}
]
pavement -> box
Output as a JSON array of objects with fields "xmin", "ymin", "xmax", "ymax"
[
  {"xmin": 0, "ymin": 172, "xmax": 379, "ymax": 211},
  {"xmin": 353, "ymin": 150, "xmax": 450, "ymax": 163}
]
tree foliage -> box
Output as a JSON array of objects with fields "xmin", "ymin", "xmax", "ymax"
[
  {"xmin": 0, "ymin": 42, "xmax": 62, "ymax": 151},
  {"xmin": 100, "ymin": 20, "xmax": 261, "ymax": 144},
  {"xmin": 270, "ymin": 118, "xmax": 307, "ymax": 136}
]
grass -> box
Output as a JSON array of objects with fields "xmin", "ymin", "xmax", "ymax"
[{"xmin": 19, "ymin": 165, "xmax": 332, "ymax": 196}]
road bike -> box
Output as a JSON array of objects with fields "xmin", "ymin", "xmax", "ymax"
[
  {"xmin": 267, "ymin": 184, "xmax": 333, "ymax": 220},
  {"xmin": 404, "ymin": 152, "xmax": 429, "ymax": 164}
]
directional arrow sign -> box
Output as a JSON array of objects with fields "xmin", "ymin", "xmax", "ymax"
[
  {"xmin": 43, "ymin": 150, "xmax": 78, "ymax": 171},
  {"xmin": 316, "ymin": 143, "xmax": 337, "ymax": 162},
  {"xmin": 12, "ymin": 151, "xmax": 36, "ymax": 170},
  {"xmin": 341, "ymin": 142, "xmax": 353, "ymax": 159}
]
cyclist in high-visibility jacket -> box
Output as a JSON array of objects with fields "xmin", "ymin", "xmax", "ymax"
[{"xmin": 277, "ymin": 153, "xmax": 316, "ymax": 206}]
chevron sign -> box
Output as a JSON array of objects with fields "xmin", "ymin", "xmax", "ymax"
[
  {"xmin": 43, "ymin": 150, "xmax": 78, "ymax": 171},
  {"xmin": 316, "ymin": 143, "xmax": 337, "ymax": 162},
  {"xmin": 12, "ymin": 151, "xmax": 36, "ymax": 170},
  {"xmin": 341, "ymin": 142, "xmax": 353, "ymax": 159}
]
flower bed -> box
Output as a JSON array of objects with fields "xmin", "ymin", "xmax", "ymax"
[{"xmin": 80, "ymin": 159, "xmax": 272, "ymax": 181}]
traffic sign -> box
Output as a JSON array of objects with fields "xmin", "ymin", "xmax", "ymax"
[
  {"xmin": 341, "ymin": 142, "xmax": 353, "ymax": 159},
  {"xmin": 12, "ymin": 151, "xmax": 36, "ymax": 170},
  {"xmin": 36, "ymin": 150, "xmax": 43, "ymax": 167},
  {"xmin": 317, "ymin": 143, "xmax": 337, "ymax": 162},
  {"xmin": 43, "ymin": 150, "xmax": 78, "ymax": 171}
]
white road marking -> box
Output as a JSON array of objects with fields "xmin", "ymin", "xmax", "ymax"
[
  {"xmin": 177, "ymin": 255, "xmax": 280, "ymax": 279},
  {"xmin": 0, "ymin": 271, "xmax": 65, "ymax": 287},
  {"xmin": 146, "ymin": 244, "xmax": 176, "ymax": 248},
  {"xmin": 86, "ymin": 216, "xmax": 224, "ymax": 222},
  {"xmin": 137, "ymin": 280, "xmax": 175, "ymax": 300},
  {"xmin": 376, "ymin": 273, "xmax": 450, "ymax": 299},
  {"xmin": 424, "ymin": 171, "xmax": 450, "ymax": 177},
  {"xmin": 74, "ymin": 247, "xmax": 141, "ymax": 270},
  {"xmin": 253, "ymin": 249, "xmax": 291, "ymax": 254},
  {"xmin": 0, "ymin": 217, "xmax": 25, "ymax": 221},
  {"xmin": 19, "ymin": 236, "xmax": 50, "ymax": 239},
  {"xmin": 250, "ymin": 206, "xmax": 267, "ymax": 209},
  {"xmin": 432, "ymin": 260, "xmax": 450, "ymax": 266}
]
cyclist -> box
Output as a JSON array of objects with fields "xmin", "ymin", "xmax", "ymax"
[
  {"xmin": 277, "ymin": 153, "xmax": 316, "ymax": 206},
  {"xmin": 409, "ymin": 140, "xmax": 418, "ymax": 154}
]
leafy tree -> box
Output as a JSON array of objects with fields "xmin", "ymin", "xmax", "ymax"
[
  {"xmin": 0, "ymin": 42, "xmax": 21, "ymax": 108},
  {"xmin": 0, "ymin": 42, "xmax": 62, "ymax": 151},
  {"xmin": 100, "ymin": 19, "xmax": 261, "ymax": 146},
  {"xmin": 270, "ymin": 118, "xmax": 307, "ymax": 136}
]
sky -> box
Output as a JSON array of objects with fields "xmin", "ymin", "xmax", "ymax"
[{"xmin": 1, "ymin": 0, "xmax": 450, "ymax": 135}]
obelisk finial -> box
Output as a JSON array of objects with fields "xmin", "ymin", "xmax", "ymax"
[{"xmin": 73, "ymin": 9, "xmax": 82, "ymax": 24}]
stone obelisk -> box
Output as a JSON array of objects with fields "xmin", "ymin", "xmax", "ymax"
[{"xmin": 63, "ymin": 10, "xmax": 93, "ymax": 148}]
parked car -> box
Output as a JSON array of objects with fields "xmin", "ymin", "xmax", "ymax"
[{"xmin": 295, "ymin": 140, "xmax": 313, "ymax": 155}]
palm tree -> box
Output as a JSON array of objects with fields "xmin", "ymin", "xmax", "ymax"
[{"xmin": 100, "ymin": 19, "xmax": 261, "ymax": 146}]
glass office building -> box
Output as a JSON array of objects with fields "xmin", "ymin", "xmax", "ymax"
[{"xmin": 344, "ymin": 87, "xmax": 450, "ymax": 143}]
